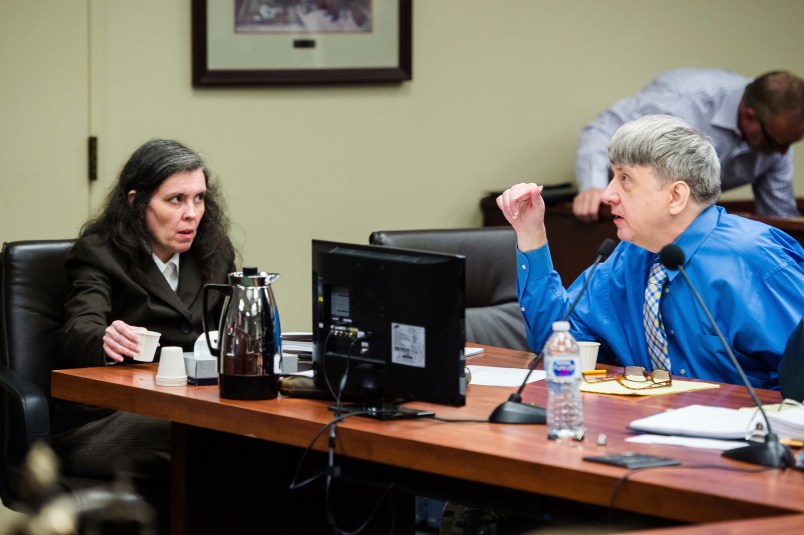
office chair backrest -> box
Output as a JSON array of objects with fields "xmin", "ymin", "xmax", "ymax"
[
  {"xmin": 369, "ymin": 228, "xmax": 529, "ymax": 350},
  {"xmin": 779, "ymin": 317, "xmax": 804, "ymax": 402},
  {"xmin": 1, "ymin": 240, "xmax": 75, "ymax": 394},
  {"xmin": 1, "ymin": 240, "xmax": 75, "ymax": 505}
]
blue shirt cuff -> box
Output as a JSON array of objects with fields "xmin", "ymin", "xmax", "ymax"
[{"xmin": 516, "ymin": 243, "xmax": 554, "ymax": 284}]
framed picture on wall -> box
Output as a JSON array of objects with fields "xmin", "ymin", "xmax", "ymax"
[{"xmin": 192, "ymin": 0, "xmax": 412, "ymax": 86}]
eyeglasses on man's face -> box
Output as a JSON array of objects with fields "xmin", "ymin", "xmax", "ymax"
[{"xmin": 583, "ymin": 366, "xmax": 672, "ymax": 390}]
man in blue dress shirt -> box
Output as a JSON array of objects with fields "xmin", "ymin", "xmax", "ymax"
[
  {"xmin": 497, "ymin": 115, "xmax": 804, "ymax": 390},
  {"xmin": 572, "ymin": 69, "xmax": 804, "ymax": 222}
]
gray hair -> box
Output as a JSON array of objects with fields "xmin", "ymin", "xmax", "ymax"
[{"xmin": 608, "ymin": 115, "xmax": 721, "ymax": 207}]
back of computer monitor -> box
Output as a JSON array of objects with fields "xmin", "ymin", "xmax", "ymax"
[{"xmin": 311, "ymin": 240, "xmax": 466, "ymax": 417}]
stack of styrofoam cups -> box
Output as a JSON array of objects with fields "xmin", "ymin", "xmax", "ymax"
[{"xmin": 155, "ymin": 346, "xmax": 188, "ymax": 386}]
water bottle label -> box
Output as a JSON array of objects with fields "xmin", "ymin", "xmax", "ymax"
[{"xmin": 546, "ymin": 356, "xmax": 580, "ymax": 379}]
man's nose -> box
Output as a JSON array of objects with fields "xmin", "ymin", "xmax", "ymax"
[{"xmin": 601, "ymin": 184, "xmax": 617, "ymax": 205}]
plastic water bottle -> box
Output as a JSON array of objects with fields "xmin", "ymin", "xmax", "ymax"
[{"xmin": 544, "ymin": 321, "xmax": 584, "ymax": 440}]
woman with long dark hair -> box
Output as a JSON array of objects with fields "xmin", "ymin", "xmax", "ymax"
[{"xmin": 54, "ymin": 139, "xmax": 236, "ymax": 531}]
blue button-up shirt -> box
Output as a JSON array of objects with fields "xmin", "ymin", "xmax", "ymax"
[
  {"xmin": 517, "ymin": 205, "xmax": 804, "ymax": 389},
  {"xmin": 576, "ymin": 68, "xmax": 799, "ymax": 218}
]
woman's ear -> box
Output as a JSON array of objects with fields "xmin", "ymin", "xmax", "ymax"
[
  {"xmin": 127, "ymin": 190, "xmax": 136, "ymax": 206},
  {"xmin": 668, "ymin": 181, "xmax": 690, "ymax": 215}
]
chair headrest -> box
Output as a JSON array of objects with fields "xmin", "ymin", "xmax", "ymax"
[
  {"xmin": 369, "ymin": 228, "xmax": 518, "ymax": 307},
  {"xmin": 1, "ymin": 240, "xmax": 75, "ymax": 395}
]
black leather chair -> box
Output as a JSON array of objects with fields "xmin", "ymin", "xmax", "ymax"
[
  {"xmin": 779, "ymin": 317, "xmax": 804, "ymax": 402},
  {"xmin": 369, "ymin": 227, "xmax": 529, "ymax": 351},
  {"xmin": 0, "ymin": 239, "xmax": 78, "ymax": 509}
]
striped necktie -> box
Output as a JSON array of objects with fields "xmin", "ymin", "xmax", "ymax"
[{"xmin": 643, "ymin": 261, "xmax": 671, "ymax": 371}]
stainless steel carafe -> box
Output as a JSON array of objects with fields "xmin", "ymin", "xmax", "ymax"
[{"xmin": 203, "ymin": 267, "xmax": 282, "ymax": 400}]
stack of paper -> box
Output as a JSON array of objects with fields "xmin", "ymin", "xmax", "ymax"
[
  {"xmin": 628, "ymin": 405, "xmax": 763, "ymax": 440},
  {"xmin": 465, "ymin": 347, "xmax": 484, "ymax": 357},
  {"xmin": 466, "ymin": 365, "xmax": 544, "ymax": 387},
  {"xmin": 765, "ymin": 404, "xmax": 804, "ymax": 441},
  {"xmin": 282, "ymin": 332, "xmax": 313, "ymax": 357}
]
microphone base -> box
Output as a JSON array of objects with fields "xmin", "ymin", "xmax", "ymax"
[
  {"xmin": 722, "ymin": 435, "xmax": 796, "ymax": 468},
  {"xmin": 489, "ymin": 395, "xmax": 547, "ymax": 425}
]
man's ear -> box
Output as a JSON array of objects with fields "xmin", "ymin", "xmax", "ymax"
[
  {"xmin": 740, "ymin": 103, "xmax": 762, "ymax": 126},
  {"xmin": 127, "ymin": 190, "xmax": 136, "ymax": 206},
  {"xmin": 668, "ymin": 181, "xmax": 690, "ymax": 215}
]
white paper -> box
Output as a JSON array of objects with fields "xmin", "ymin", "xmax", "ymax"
[
  {"xmin": 628, "ymin": 404, "xmax": 763, "ymax": 440},
  {"xmin": 467, "ymin": 365, "xmax": 545, "ymax": 387},
  {"xmin": 195, "ymin": 331, "xmax": 217, "ymax": 357},
  {"xmin": 765, "ymin": 405, "xmax": 804, "ymax": 441},
  {"xmin": 626, "ymin": 434, "xmax": 750, "ymax": 451}
]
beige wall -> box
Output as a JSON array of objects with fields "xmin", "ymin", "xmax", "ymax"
[{"xmin": 2, "ymin": 0, "xmax": 803, "ymax": 332}]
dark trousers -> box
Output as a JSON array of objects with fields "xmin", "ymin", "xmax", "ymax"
[{"xmin": 50, "ymin": 411, "xmax": 171, "ymax": 533}]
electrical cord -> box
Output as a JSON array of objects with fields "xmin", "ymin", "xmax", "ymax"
[
  {"xmin": 333, "ymin": 335, "xmax": 367, "ymax": 414},
  {"xmin": 321, "ymin": 329, "xmax": 338, "ymax": 401},
  {"xmin": 432, "ymin": 416, "xmax": 490, "ymax": 423},
  {"xmin": 606, "ymin": 463, "xmax": 774, "ymax": 526},
  {"xmin": 292, "ymin": 331, "xmax": 394, "ymax": 534},
  {"xmin": 288, "ymin": 410, "xmax": 369, "ymax": 492},
  {"xmin": 325, "ymin": 335, "xmax": 399, "ymax": 535},
  {"xmin": 325, "ymin": 471, "xmax": 397, "ymax": 535}
]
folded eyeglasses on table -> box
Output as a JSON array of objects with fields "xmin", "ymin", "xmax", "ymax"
[{"xmin": 583, "ymin": 366, "xmax": 672, "ymax": 390}]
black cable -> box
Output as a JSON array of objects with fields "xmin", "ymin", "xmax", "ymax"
[
  {"xmin": 288, "ymin": 410, "xmax": 370, "ymax": 492},
  {"xmin": 325, "ymin": 335, "xmax": 399, "ymax": 535},
  {"xmin": 321, "ymin": 329, "xmax": 338, "ymax": 401},
  {"xmin": 432, "ymin": 416, "xmax": 490, "ymax": 423},
  {"xmin": 325, "ymin": 473, "xmax": 397, "ymax": 535},
  {"xmin": 333, "ymin": 335, "xmax": 366, "ymax": 414},
  {"xmin": 605, "ymin": 462, "xmax": 773, "ymax": 525},
  {"xmin": 293, "ymin": 331, "xmax": 411, "ymax": 533}
]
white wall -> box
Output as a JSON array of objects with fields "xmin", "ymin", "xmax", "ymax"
[
  {"xmin": 2, "ymin": 0, "xmax": 804, "ymax": 332},
  {"xmin": 0, "ymin": 1, "xmax": 90, "ymax": 239}
]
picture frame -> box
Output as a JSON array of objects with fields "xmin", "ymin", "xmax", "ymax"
[{"xmin": 192, "ymin": 0, "xmax": 412, "ymax": 86}]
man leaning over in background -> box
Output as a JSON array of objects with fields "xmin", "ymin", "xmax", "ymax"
[
  {"xmin": 572, "ymin": 68, "xmax": 804, "ymax": 222},
  {"xmin": 498, "ymin": 115, "xmax": 804, "ymax": 390}
]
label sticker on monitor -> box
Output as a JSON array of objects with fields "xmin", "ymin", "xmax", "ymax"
[
  {"xmin": 391, "ymin": 323, "xmax": 425, "ymax": 368},
  {"xmin": 330, "ymin": 286, "xmax": 350, "ymax": 321}
]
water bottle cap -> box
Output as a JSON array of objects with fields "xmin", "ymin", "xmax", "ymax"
[{"xmin": 552, "ymin": 321, "xmax": 570, "ymax": 331}]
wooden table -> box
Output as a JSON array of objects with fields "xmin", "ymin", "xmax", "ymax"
[{"xmin": 51, "ymin": 346, "xmax": 804, "ymax": 534}]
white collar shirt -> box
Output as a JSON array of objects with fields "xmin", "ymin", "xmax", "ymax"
[{"xmin": 152, "ymin": 252, "xmax": 180, "ymax": 292}]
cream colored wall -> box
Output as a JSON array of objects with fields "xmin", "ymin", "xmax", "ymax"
[
  {"xmin": 4, "ymin": 0, "xmax": 804, "ymax": 334},
  {"xmin": 0, "ymin": 1, "xmax": 90, "ymax": 240}
]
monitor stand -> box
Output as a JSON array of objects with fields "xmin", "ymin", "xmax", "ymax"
[{"xmin": 329, "ymin": 392, "xmax": 435, "ymax": 421}]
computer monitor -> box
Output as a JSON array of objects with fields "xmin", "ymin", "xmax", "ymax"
[{"xmin": 312, "ymin": 239, "xmax": 467, "ymax": 419}]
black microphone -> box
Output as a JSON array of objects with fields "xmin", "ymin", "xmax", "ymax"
[
  {"xmin": 489, "ymin": 238, "xmax": 616, "ymax": 424},
  {"xmin": 659, "ymin": 244, "xmax": 795, "ymax": 468}
]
